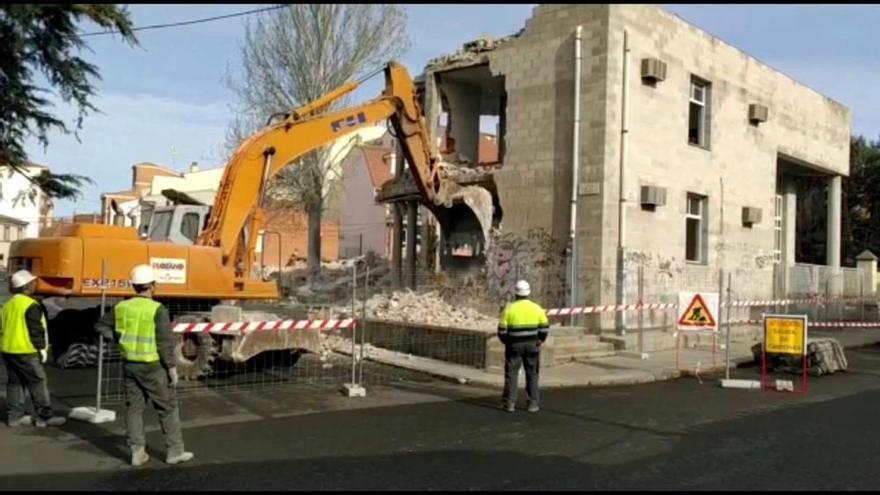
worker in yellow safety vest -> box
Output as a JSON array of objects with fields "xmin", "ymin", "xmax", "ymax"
[
  {"xmin": 94, "ymin": 264, "xmax": 193, "ymax": 467},
  {"xmin": 497, "ymin": 280, "xmax": 550, "ymax": 413},
  {"xmin": 1, "ymin": 270, "xmax": 66, "ymax": 427}
]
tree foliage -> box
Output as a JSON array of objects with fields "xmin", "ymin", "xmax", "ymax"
[
  {"xmin": 0, "ymin": 4, "xmax": 137, "ymax": 203},
  {"xmin": 795, "ymin": 135, "xmax": 880, "ymax": 266},
  {"xmin": 225, "ymin": 4, "xmax": 410, "ymax": 280}
]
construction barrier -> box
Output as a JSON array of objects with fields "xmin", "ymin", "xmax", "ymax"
[
  {"xmin": 99, "ymin": 317, "xmax": 361, "ymax": 404},
  {"xmin": 545, "ymin": 296, "xmax": 833, "ymax": 317},
  {"xmin": 172, "ymin": 318, "xmax": 356, "ymax": 334}
]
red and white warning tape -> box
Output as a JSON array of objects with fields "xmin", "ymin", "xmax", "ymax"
[
  {"xmin": 546, "ymin": 303, "xmax": 674, "ymax": 316},
  {"xmin": 743, "ymin": 320, "xmax": 880, "ymax": 328},
  {"xmin": 172, "ymin": 318, "xmax": 355, "ymax": 335},
  {"xmin": 546, "ymin": 296, "xmax": 852, "ymax": 317}
]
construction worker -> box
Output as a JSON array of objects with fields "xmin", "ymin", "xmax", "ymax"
[
  {"xmin": 1, "ymin": 270, "xmax": 66, "ymax": 427},
  {"xmin": 497, "ymin": 280, "xmax": 550, "ymax": 413},
  {"xmin": 94, "ymin": 264, "xmax": 193, "ymax": 467}
]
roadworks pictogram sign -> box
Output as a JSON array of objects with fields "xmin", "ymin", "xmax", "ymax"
[{"xmin": 677, "ymin": 292, "xmax": 719, "ymax": 331}]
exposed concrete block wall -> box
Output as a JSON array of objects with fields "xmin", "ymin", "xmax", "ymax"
[
  {"xmin": 486, "ymin": 4, "xmax": 611, "ymax": 308},
  {"xmin": 422, "ymin": 4, "xmax": 850, "ymax": 314},
  {"xmin": 596, "ymin": 4, "xmax": 850, "ymax": 308}
]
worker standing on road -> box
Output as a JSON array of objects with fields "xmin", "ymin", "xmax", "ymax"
[
  {"xmin": 94, "ymin": 264, "xmax": 193, "ymax": 467},
  {"xmin": 497, "ymin": 280, "xmax": 550, "ymax": 413},
  {"xmin": 1, "ymin": 270, "xmax": 67, "ymax": 428}
]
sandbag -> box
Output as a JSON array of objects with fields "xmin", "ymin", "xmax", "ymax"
[{"xmin": 751, "ymin": 337, "xmax": 847, "ymax": 376}]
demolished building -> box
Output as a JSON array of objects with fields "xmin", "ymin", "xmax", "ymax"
[{"xmin": 380, "ymin": 4, "xmax": 852, "ymax": 329}]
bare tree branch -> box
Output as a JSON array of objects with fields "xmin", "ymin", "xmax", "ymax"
[{"xmin": 224, "ymin": 4, "xmax": 410, "ymax": 279}]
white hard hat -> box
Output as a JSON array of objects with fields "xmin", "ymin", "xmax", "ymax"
[
  {"xmin": 130, "ymin": 264, "xmax": 156, "ymax": 285},
  {"xmin": 514, "ymin": 279, "xmax": 531, "ymax": 297},
  {"xmin": 10, "ymin": 270, "xmax": 36, "ymax": 289}
]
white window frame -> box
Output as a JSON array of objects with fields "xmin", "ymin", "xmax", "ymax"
[
  {"xmin": 689, "ymin": 78, "xmax": 710, "ymax": 147},
  {"xmin": 686, "ymin": 194, "xmax": 706, "ymax": 263}
]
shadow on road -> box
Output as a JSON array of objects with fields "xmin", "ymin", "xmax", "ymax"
[{"xmin": 1, "ymin": 449, "xmax": 594, "ymax": 490}]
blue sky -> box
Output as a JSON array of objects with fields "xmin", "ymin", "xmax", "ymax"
[{"xmin": 23, "ymin": 4, "xmax": 879, "ymax": 216}]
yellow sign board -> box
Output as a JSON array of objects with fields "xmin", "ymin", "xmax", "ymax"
[{"xmin": 764, "ymin": 315, "xmax": 807, "ymax": 355}]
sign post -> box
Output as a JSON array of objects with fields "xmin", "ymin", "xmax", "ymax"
[
  {"xmin": 676, "ymin": 292, "xmax": 720, "ymax": 374},
  {"xmin": 761, "ymin": 314, "xmax": 808, "ymax": 394}
]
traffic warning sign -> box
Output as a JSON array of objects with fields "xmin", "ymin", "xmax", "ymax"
[{"xmin": 677, "ymin": 292, "xmax": 719, "ymax": 331}]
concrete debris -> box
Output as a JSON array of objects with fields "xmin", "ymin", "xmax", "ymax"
[
  {"xmin": 427, "ymin": 34, "xmax": 520, "ymax": 68},
  {"xmin": 357, "ymin": 289, "xmax": 497, "ymax": 332}
]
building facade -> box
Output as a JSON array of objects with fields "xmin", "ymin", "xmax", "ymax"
[
  {"xmin": 417, "ymin": 4, "xmax": 850, "ymax": 311},
  {"xmin": 0, "ymin": 161, "xmax": 53, "ymax": 242}
]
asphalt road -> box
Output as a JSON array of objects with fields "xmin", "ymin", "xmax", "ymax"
[{"xmin": 5, "ymin": 343, "xmax": 880, "ymax": 490}]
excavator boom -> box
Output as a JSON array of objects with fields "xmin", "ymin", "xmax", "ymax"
[
  {"xmin": 199, "ymin": 63, "xmax": 443, "ymax": 281},
  {"xmin": 7, "ymin": 62, "xmax": 458, "ymax": 300}
]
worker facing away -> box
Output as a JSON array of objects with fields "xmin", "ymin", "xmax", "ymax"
[
  {"xmin": 497, "ymin": 280, "xmax": 550, "ymax": 413},
  {"xmin": 1, "ymin": 270, "xmax": 67, "ymax": 428},
  {"xmin": 94, "ymin": 264, "xmax": 193, "ymax": 467}
]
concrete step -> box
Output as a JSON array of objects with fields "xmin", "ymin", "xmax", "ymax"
[
  {"xmin": 552, "ymin": 344, "xmax": 616, "ymax": 361},
  {"xmin": 601, "ymin": 332, "xmax": 678, "ymax": 352},
  {"xmin": 547, "ymin": 335, "xmax": 601, "ymax": 346},
  {"xmin": 547, "ymin": 326, "xmax": 592, "ymax": 338}
]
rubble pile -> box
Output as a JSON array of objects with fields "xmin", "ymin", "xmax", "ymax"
[
  {"xmin": 426, "ymin": 34, "xmax": 520, "ymax": 68},
  {"xmin": 360, "ymin": 289, "xmax": 497, "ymax": 331},
  {"xmin": 278, "ymin": 255, "xmax": 392, "ymax": 304}
]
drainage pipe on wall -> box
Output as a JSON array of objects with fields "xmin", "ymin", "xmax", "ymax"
[
  {"xmin": 568, "ymin": 24, "xmax": 583, "ymax": 323},
  {"xmin": 615, "ymin": 29, "xmax": 630, "ymax": 335}
]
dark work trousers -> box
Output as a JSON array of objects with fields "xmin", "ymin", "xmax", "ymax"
[
  {"xmin": 123, "ymin": 362, "xmax": 185, "ymax": 455},
  {"xmin": 502, "ymin": 340, "xmax": 541, "ymax": 407},
  {"xmin": 3, "ymin": 353, "xmax": 54, "ymax": 421}
]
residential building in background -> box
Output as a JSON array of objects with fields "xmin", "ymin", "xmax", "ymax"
[
  {"xmin": 0, "ymin": 161, "xmax": 54, "ymax": 244},
  {"xmin": 0, "ymin": 214, "xmax": 28, "ymax": 268}
]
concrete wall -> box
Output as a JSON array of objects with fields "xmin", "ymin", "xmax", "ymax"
[
  {"xmin": 597, "ymin": 4, "xmax": 851, "ymax": 306},
  {"xmin": 482, "ymin": 4, "xmax": 612, "ymax": 309},
  {"xmin": 150, "ymin": 166, "xmax": 225, "ymax": 195},
  {"xmin": 340, "ymin": 150, "xmax": 389, "ymax": 258},
  {"xmin": 422, "ymin": 4, "xmax": 850, "ymax": 312}
]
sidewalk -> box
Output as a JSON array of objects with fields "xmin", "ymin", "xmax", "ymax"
[{"xmin": 360, "ymin": 327, "xmax": 880, "ymax": 390}]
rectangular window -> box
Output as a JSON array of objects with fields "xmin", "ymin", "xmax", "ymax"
[
  {"xmin": 2, "ymin": 225, "xmax": 9, "ymax": 241},
  {"xmin": 18, "ymin": 227, "xmax": 24, "ymax": 240},
  {"xmin": 773, "ymin": 194, "xmax": 783, "ymax": 263},
  {"xmin": 688, "ymin": 77, "xmax": 710, "ymax": 147},
  {"xmin": 686, "ymin": 194, "xmax": 707, "ymax": 263},
  {"xmin": 180, "ymin": 212, "xmax": 200, "ymax": 244}
]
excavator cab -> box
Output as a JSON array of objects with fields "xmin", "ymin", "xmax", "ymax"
[
  {"xmin": 139, "ymin": 189, "xmax": 214, "ymax": 245},
  {"xmin": 142, "ymin": 204, "xmax": 211, "ymax": 245}
]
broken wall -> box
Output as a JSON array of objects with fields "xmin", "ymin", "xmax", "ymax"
[{"xmin": 448, "ymin": 4, "xmax": 613, "ymax": 308}]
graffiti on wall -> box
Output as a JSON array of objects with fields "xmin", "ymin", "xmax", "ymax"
[{"xmin": 485, "ymin": 228, "xmax": 566, "ymax": 306}]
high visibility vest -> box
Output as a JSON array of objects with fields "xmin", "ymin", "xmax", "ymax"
[
  {"xmin": 1, "ymin": 294, "xmax": 48, "ymax": 354},
  {"xmin": 114, "ymin": 297, "xmax": 162, "ymax": 363},
  {"xmin": 498, "ymin": 299, "xmax": 550, "ymax": 341}
]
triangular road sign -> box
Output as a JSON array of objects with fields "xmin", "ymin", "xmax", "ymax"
[{"xmin": 678, "ymin": 293, "xmax": 717, "ymax": 327}]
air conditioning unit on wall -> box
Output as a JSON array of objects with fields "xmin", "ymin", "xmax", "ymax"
[
  {"xmin": 641, "ymin": 58, "xmax": 667, "ymax": 83},
  {"xmin": 749, "ymin": 104, "xmax": 769, "ymax": 124},
  {"xmin": 742, "ymin": 206, "xmax": 762, "ymax": 226},
  {"xmin": 640, "ymin": 185, "xmax": 667, "ymax": 207}
]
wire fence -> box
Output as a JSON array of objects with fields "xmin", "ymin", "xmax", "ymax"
[{"xmin": 24, "ymin": 249, "xmax": 880, "ymax": 409}]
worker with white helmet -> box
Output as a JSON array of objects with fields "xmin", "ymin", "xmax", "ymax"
[
  {"xmin": 497, "ymin": 279, "xmax": 550, "ymax": 413},
  {"xmin": 94, "ymin": 264, "xmax": 193, "ymax": 466},
  {"xmin": 1, "ymin": 270, "xmax": 66, "ymax": 427}
]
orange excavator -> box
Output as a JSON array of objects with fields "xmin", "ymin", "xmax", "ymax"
[{"xmin": 8, "ymin": 62, "xmax": 493, "ymax": 377}]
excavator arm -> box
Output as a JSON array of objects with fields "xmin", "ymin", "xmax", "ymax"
[{"xmin": 198, "ymin": 62, "xmax": 445, "ymax": 280}]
